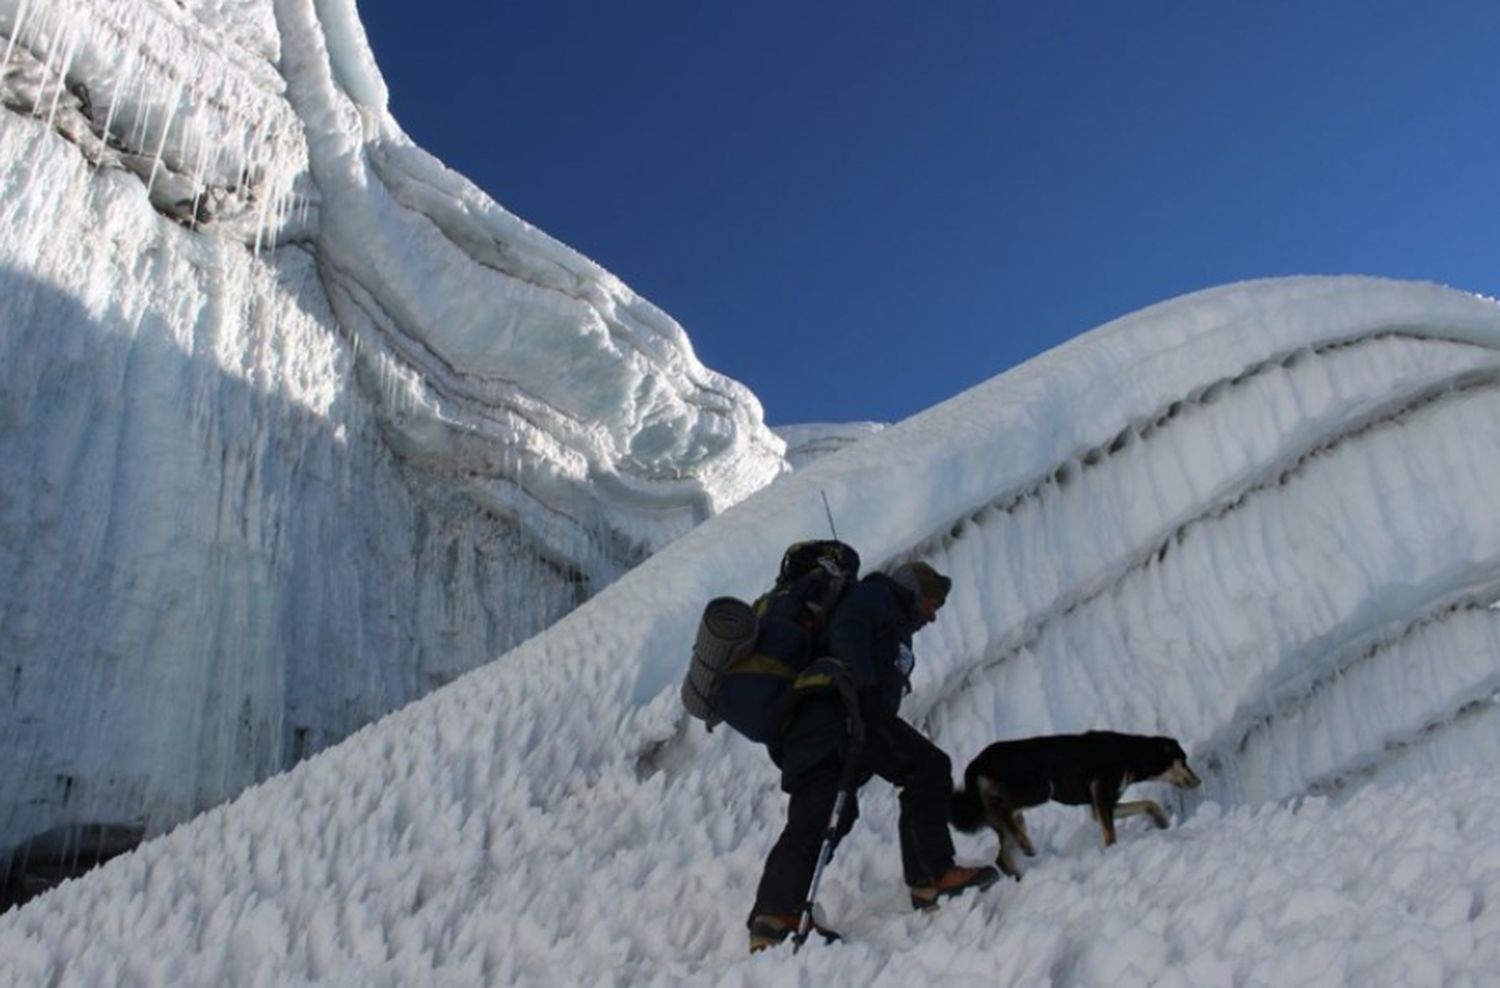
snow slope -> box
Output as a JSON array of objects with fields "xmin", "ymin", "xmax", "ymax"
[
  {"xmin": 0, "ymin": 0, "xmax": 784, "ymax": 849},
  {"xmin": 5, "ymin": 276, "xmax": 1500, "ymax": 986},
  {"xmin": 775, "ymin": 421, "xmax": 888, "ymax": 470}
]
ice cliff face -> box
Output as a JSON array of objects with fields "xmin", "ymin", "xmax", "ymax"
[{"xmin": 0, "ymin": 0, "xmax": 784, "ymax": 850}]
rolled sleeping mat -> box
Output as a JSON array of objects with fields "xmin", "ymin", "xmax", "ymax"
[{"xmin": 682, "ymin": 596, "xmax": 758, "ymax": 725}]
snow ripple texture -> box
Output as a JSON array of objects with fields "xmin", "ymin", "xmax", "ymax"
[{"xmin": 6, "ymin": 276, "xmax": 1500, "ymax": 986}]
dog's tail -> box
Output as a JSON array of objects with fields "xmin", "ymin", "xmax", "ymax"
[{"xmin": 950, "ymin": 781, "xmax": 986, "ymax": 833}]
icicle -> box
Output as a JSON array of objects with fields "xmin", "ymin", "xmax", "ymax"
[
  {"xmin": 128, "ymin": 59, "xmax": 151, "ymax": 153},
  {"xmin": 263, "ymin": 125, "xmax": 288, "ymax": 249},
  {"xmin": 43, "ymin": 13, "xmax": 77, "ymax": 131},
  {"xmin": 1, "ymin": 0, "xmax": 33, "ymax": 75},
  {"xmin": 100, "ymin": 43, "xmax": 131, "ymax": 143},
  {"xmin": 144, "ymin": 78, "xmax": 183, "ymax": 201},
  {"xmin": 188, "ymin": 110, "xmax": 210, "ymax": 225},
  {"xmin": 249, "ymin": 111, "xmax": 276, "ymax": 254}
]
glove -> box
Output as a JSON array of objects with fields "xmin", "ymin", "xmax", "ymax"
[
  {"xmin": 895, "ymin": 644, "xmax": 914, "ymax": 678},
  {"xmin": 793, "ymin": 655, "xmax": 864, "ymax": 753}
]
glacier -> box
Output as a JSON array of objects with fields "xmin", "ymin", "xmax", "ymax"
[
  {"xmin": 6, "ymin": 1, "xmax": 1500, "ymax": 984},
  {"xmin": 0, "ymin": 0, "xmax": 784, "ymax": 854},
  {"xmin": 3, "ymin": 273, "xmax": 1500, "ymax": 985}
]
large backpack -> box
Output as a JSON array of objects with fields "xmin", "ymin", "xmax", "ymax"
[{"xmin": 681, "ymin": 540, "xmax": 860, "ymax": 743}]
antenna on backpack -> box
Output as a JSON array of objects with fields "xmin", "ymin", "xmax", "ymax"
[{"xmin": 820, "ymin": 490, "xmax": 839, "ymax": 540}]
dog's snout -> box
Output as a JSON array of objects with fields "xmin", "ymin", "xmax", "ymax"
[{"xmin": 1169, "ymin": 760, "xmax": 1202, "ymax": 788}]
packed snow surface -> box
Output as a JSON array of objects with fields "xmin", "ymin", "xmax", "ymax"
[
  {"xmin": 775, "ymin": 421, "xmax": 887, "ymax": 469},
  {"xmin": 4, "ymin": 276, "xmax": 1500, "ymax": 986}
]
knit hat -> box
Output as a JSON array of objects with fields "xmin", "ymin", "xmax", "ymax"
[{"xmin": 891, "ymin": 561, "xmax": 952, "ymax": 606}]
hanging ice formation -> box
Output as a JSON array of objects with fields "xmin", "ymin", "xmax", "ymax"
[{"xmin": 0, "ymin": 0, "xmax": 786, "ymax": 855}]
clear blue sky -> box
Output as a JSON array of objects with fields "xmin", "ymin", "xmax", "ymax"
[{"xmin": 360, "ymin": 1, "xmax": 1500, "ymax": 426}]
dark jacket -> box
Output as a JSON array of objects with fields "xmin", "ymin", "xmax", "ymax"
[{"xmin": 774, "ymin": 573, "xmax": 923, "ymax": 789}]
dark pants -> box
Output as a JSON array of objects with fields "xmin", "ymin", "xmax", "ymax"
[{"xmin": 749, "ymin": 716, "xmax": 955, "ymax": 923}]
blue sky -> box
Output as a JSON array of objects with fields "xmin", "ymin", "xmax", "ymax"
[{"xmin": 360, "ymin": 2, "xmax": 1500, "ymax": 426}]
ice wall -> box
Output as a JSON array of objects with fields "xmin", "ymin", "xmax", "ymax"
[
  {"xmin": 891, "ymin": 280, "xmax": 1500, "ymax": 810},
  {"xmin": 0, "ymin": 0, "xmax": 784, "ymax": 850}
]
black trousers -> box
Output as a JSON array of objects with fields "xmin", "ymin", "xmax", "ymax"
[{"xmin": 749, "ymin": 716, "xmax": 955, "ymax": 923}]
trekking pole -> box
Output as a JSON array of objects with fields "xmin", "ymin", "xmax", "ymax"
[{"xmin": 791, "ymin": 746, "xmax": 862, "ymax": 953}]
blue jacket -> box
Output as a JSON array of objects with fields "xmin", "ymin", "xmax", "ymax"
[{"xmin": 774, "ymin": 573, "xmax": 923, "ymax": 789}]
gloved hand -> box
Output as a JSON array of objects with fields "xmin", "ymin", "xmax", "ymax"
[
  {"xmin": 793, "ymin": 655, "xmax": 864, "ymax": 752},
  {"xmin": 895, "ymin": 644, "xmax": 915, "ymax": 679}
]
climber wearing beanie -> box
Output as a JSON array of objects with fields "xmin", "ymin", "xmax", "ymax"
[{"xmin": 746, "ymin": 559, "xmax": 998, "ymax": 952}]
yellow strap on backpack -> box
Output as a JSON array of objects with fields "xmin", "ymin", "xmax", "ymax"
[{"xmin": 725, "ymin": 652, "xmax": 798, "ymax": 680}]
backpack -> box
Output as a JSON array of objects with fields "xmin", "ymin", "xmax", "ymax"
[{"xmin": 680, "ymin": 539, "xmax": 860, "ymax": 743}]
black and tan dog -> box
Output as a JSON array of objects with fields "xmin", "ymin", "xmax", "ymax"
[{"xmin": 951, "ymin": 731, "xmax": 1201, "ymax": 878}]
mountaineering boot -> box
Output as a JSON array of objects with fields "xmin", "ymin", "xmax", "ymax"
[
  {"xmin": 908, "ymin": 864, "xmax": 1001, "ymax": 911},
  {"xmin": 748, "ymin": 913, "xmax": 842, "ymax": 953}
]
